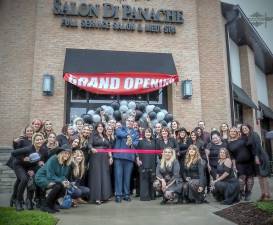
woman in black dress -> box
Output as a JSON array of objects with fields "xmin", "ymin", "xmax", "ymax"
[
  {"xmin": 176, "ymin": 128, "xmax": 190, "ymax": 173},
  {"xmin": 227, "ymin": 126, "xmax": 255, "ymax": 200},
  {"xmin": 157, "ymin": 127, "xmax": 178, "ymax": 152},
  {"xmin": 241, "ymin": 124, "xmax": 271, "ymax": 201},
  {"xmin": 44, "ymin": 132, "xmax": 59, "ymax": 159},
  {"xmin": 56, "ymin": 124, "xmax": 75, "ymax": 147},
  {"xmin": 212, "ymin": 148, "xmax": 240, "ymax": 205},
  {"xmin": 136, "ymin": 128, "xmax": 157, "ymax": 201},
  {"xmin": 153, "ymin": 147, "xmax": 182, "ymax": 204},
  {"xmin": 88, "ymin": 122, "xmax": 113, "ymax": 204},
  {"xmin": 182, "ymin": 144, "xmax": 206, "ymax": 203},
  {"xmin": 205, "ymin": 131, "xmax": 227, "ymax": 179}
]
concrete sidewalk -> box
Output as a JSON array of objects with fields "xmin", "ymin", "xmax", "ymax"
[{"xmin": 0, "ymin": 178, "xmax": 272, "ymax": 225}]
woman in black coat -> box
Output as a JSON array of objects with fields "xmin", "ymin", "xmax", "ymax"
[
  {"xmin": 11, "ymin": 133, "xmax": 47, "ymax": 211},
  {"xmin": 227, "ymin": 126, "xmax": 255, "ymax": 201},
  {"xmin": 156, "ymin": 127, "xmax": 178, "ymax": 152},
  {"xmin": 88, "ymin": 122, "xmax": 113, "ymax": 204},
  {"xmin": 56, "ymin": 124, "xmax": 75, "ymax": 147},
  {"xmin": 241, "ymin": 124, "xmax": 271, "ymax": 201},
  {"xmin": 136, "ymin": 128, "xmax": 157, "ymax": 201}
]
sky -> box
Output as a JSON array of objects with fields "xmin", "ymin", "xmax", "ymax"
[{"xmin": 221, "ymin": 0, "xmax": 273, "ymax": 52}]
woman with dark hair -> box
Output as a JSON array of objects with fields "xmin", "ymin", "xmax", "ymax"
[
  {"xmin": 11, "ymin": 133, "xmax": 47, "ymax": 211},
  {"xmin": 189, "ymin": 130, "xmax": 205, "ymax": 159},
  {"xmin": 182, "ymin": 145, "xmax": 206, "ymax": 203},
  {"xmin": 56, "ymin": 124, "xmax": 75, "ymax": 147},
  {"xmin": 88, "ymin": 122, "xmax": 113, "ymax": 204},
  {"xmin": 227, "ymin": 126, "xmax": 255, "ymax": 201},
  {"xmin": 211, "ymin": 148, "xmax": 240, "ymax": 205},
  {"xmin": 170, "ymin": 120, "xmax": 180, "ymax": 138},
  {"xmin": 176, "ymin": 128, "xmax": 190, "ymax": 171},
  {"xmin": 70, "ymin": 136, "xmax": 80, "ymax": 151},
  {"xmin": 43, "ymin": 132, "xmax": 59, "ymax": 159},
  {"xmin": 241, "ymin": 124, "xmax": 271, "ymax": 201},
  {"xmin": 136, "ymin": 128, "xmax": 157, "ymax": 201},
  {"xmin": 153, "ymin": 148, "xmax": 182, "ymax": 204},
  {"xmin": 220, "ymin": 123, "xmax": 229, "ymax": 144},
  {"xmin": 9, "ymin": 125, "xmax": 34, "ymax": 208},
  {"xmin": 205, "ymin": 131, "xmax": 227, "ymax": 179},
  {"xmin": 157, "ymin": 127, "xmax": 178, "ymax": 152},
  {"xmin": 79, "ymin": 125, "xmax": 91, "ymax": 164},
  {"xmin": 35, "ymin": 144, "xmax": 72, "ymax": 213}
]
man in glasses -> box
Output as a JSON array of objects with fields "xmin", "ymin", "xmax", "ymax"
[{"xmin": 113, "ymin": 116, "xmax": 139, "ymax": 203}]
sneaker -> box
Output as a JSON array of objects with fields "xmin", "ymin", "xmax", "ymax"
[
  {"xmin": 123, "ymin": 196, "xmax": 131, "ymax": 202},
  {"xmin": 115, "ymin": 197, "xmax": 122, "ymax": 203}
]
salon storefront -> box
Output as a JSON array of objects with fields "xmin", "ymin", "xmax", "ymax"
[{"xmin": 0, "ymin": 0, "xmax": 273, "ymax": 152}]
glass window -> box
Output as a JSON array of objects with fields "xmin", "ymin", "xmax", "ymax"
[
  {"xmin": 234, "ymin": 101, "xmax": 243, "ymax": 125},
  {"xmin": 69, "ymin": 108, "xmax": 87, "ymax": 123}
]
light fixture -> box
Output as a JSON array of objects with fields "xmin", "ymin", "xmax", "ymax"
[
  {"xmin": 42, "ymin": 74, "xmax": 54, "ymax": 96},
  {"xmin": 181, "ymin": 79, "xmax": 192, "ymax": 99}
]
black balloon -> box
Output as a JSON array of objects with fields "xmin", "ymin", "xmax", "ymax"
[
  {"xmin": 113, "ymin": 110, "xmax": 121, "ymax": 121},
  {"xmin": 135, "ymin": 110, "xmax": 143, "ymax": 121},
  {"xmin": 160, "ymin": 120, "xmax": 168, "ymax": 127},
  {"xmin": 153, "ymin": 106, "xmax": 161, "ymax": 113},
  {"xmin": 138, "ymin": 103, "xmax": 146, "ymax": 112},
  {"xmin": 148, "ymin": 111, "xmax": 157, "ymax": 120},
  {"xmin": 81, "ymin": 114, "xmax": 93, "ymax": 124},
  {"xmin": 164, "ymin": 113, "xmax": 174, "ymax": 123},
  {"xmin": 111, "ymin": 101, "xmax": 120, "ymax": 111}
]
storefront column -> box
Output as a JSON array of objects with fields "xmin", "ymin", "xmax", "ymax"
[
  {"xmin": 239, "ymin": 45, "xmax": 261, "ymax": 135},
  {"xmin": 267, "ymin": 74, "xmax": 273, "ymax": 150}
]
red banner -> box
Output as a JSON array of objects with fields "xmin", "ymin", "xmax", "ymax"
[{"xmin": 64, "ymin": 72, "xmax": 178, "ymax": 95}]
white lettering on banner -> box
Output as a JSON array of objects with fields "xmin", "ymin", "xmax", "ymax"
[
  {"xmin": 124, "ymin": 78, "xmax": 134, "ymax": 89},
  {"xmin": 110, "ymin": 78, "xmax": 120, "ymax": 89},
  {"xmin": 143, "ymin": 78, "xmax": 150, "ymax": 88},
  {"xmin": 150, "ymin": 79, "xmax": 159, "ymax": 88},
  {"xmin": 87, "ymin": 77, "xmax": 98, "ymax": 88},
  {"xmin": 78, "ymin": 77, "xmax": 88, "ymax": 86},
  {"xmin": 68, "ymin": 75, "xmax": 78, "ymax": 85},
  {"xmin": 134, "ymin": 78, "xmax": 143, "ymax": 89},
  {"xmin": 98, "ymin": 77, "xmax": 109, "ymax": 89}
]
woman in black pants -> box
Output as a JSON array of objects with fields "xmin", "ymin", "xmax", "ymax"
[
  {"xmin": 9, "ymin": 125, "xmax": 34, "ymax": 207},
  {"xmin": 11, "ymin": 133, "xmax": 47, "ymax": 211}
]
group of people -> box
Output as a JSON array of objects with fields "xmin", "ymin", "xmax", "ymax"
[{"xmin": 7, "ymin": 113, "xmax": 272, "ymax": 213}]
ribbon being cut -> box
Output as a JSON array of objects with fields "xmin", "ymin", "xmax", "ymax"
[
  {"xmin": 64, "ymin": 72, "xmax": 178, "ymax": 95},
  {"xmin": 95, "ymin": 149, "xmax": 163, "ymax": 154}
]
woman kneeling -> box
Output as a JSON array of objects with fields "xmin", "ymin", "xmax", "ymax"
[
  {"xmin": 153, "ymin": 148, "xmax": 182, "ymax": 204},
  {"xmin": 212, "ymin": 148, "xmax": 240, "ymax": 205},
  {"xmin": 182, "ymin": 145, "xmax": 206, "ymax": 203}
]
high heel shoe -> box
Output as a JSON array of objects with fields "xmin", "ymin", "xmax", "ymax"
[
  {"xmin": 15, "ymin": 200, "xmax": 24, "ymax": 211},
  {"xmin": 10, "ymin": 196, "xmax": 16, "ymax": 207}
]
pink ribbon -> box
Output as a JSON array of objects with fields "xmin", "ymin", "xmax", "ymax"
[{"xmin": 95, "ymin": 149, "xmax": 162, "ymax": 154}]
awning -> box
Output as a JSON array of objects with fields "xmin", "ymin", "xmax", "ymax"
[
  {"xmin": 259, "ymin": 101, "xmax": 273, "ymax": 120},
  {"xmin": 233, "ymin": 84, "xmax": 257, "ymax": 109},
  {"xmin": 63, "ymin": 49, "xmax": 178, "ymax": 95}
]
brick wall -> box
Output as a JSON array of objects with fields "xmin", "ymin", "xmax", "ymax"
[{"xmin": 0, "ymin": 0, "xmax": 237, "ymax": 146}]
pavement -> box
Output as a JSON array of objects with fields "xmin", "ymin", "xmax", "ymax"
[{"xmin": 0, "ymin": 178, "xmax": 272, "ymax": 225}]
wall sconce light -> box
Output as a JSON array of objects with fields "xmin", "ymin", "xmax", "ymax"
[
  {"xmin": 42, "ymin": 74, "xmax": 54, "ymax": 96},
  {"xmin": 181, "ymin": 79, "xmax": 192, "ymax": 99}
]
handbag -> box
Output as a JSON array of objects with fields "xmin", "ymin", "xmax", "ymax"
[{"xmin": 60, "ymin": 190, "xmax": 72, "ymax": 209}]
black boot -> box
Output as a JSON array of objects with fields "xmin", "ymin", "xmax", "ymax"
[
  {"xmin": 15, "ymin": 200, "xmax": 24, "ymax": 211},
  {"xmin": 25, "ymin": 199, "xmax": 34, "ymax": 210},
  {"xmin": 41, "ymin": 183, "xmax": 63, "ymax": 213},
  {"xmin": 10, "ymin": 196, "xmax": 16, "ymax": 207},
  {"xmin": 244, "ymin": 191, "xmax": 251, "ymax": 201}
]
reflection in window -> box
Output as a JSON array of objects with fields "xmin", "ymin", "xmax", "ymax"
[
  {"xmin": 234, "ymin": 101, "xmax": 243, "ymax": 125},
  {"xmin": 71, "ymin": 87, "xmax": 87, "ymax": 102},
  {"xmin": 70, "ymin": 108, "xmax": 86, "ymax": 123}
]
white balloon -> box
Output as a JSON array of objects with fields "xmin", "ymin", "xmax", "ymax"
[
  {"xmin": 92, "ymin": 114, "xmax": 101, "ymax": 123},
  {"xmin": 161, "ymin": 109, "xmax": 168, "ymax": 115},
  {"xmin": 87, "ymin": 110, "xmax": 95, "ymax": 115},
  {"xmin": 120, "ymin": 100, "xmax": 128, "ymax": 106},
  {"xmin": 146, "ymin": 105, "xmax": 155, "ymax": 113},
  {"xmin": 105, "ymin": 106, "xmax": 114, "ymax": 116},
  {"xmin": 151, "ymin": 119, "xmax": 158, "ymax": 128},
  {"xmin": 157, "ymin": 112, "xmax": 165, "ymax": 122},
  {"xmin": 128, "ymin": 101, "xmax": 136, "ymax": 110},
  {"xmin": 119, "ymin": 105, "xmax": 128, "ymax": 113}
]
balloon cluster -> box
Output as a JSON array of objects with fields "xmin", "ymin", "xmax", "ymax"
[{"xmin": 79, "ymin": 100, "xmax": 173, "ymax": 128}]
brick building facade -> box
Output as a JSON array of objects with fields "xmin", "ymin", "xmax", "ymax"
[{"xmin": 0, "ymin": 0, "xmax": 272, "ymax": 155}]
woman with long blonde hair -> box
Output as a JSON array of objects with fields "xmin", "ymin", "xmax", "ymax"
[
  {"xmin": 70, "ymin": 150, "xmax": 90, "ymax": 205},
  {"xmin": 153, "ymin": 148, "xmax": 182, "ymax": 204},
  {"xmin": 182, "ymin": 145, "xmax": 206, "ymax": 204}
]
